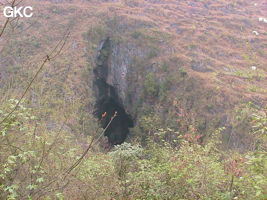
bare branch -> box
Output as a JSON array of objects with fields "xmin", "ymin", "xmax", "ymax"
[
  {"xmin": 0, "ymin": 0, "xmax": 16, "ymax": 38},
  {"xmin": 0, "ymin": 18, "xmax": 10, "ymax": 38},
  {"xmin": 64, "ymin": 111, "xmax": 117, "ymax": 176},
  {"xmin": 37, "ymin": 118, "xmax": 68, "ymax": 170},
  {"xmin": 0, "ymin": 30, "xmax": 70, "ymax": 127},
  {"xmin": 30, "ymin": 112, "xmax": 118, "ymax": 197}
]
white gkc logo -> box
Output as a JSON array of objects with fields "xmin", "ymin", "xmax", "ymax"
[{"xmin": 3, "ymin": 6, "xmax": 33, "ymax": 18}]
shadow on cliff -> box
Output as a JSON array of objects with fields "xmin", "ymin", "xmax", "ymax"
[
  {"xmin": 95, "ymin": 95, "xmax": 133, "ymax": 145},
  {"xmin": 93, "ymin": 38, "xmax": 134, "ymax": 145}
]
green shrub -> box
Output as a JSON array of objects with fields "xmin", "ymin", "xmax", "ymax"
[
  {"xmin": 143, "ymin": 72, "xmax": 159, "ymax": 98},
  {"xmin": 0, "ymin": 100, "xmax": 266, "ymax": 199}
]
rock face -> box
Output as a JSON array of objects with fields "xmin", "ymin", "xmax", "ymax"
[{"xmin": 93, "ymin": 37, "xmax": 141, "ymax": 145}]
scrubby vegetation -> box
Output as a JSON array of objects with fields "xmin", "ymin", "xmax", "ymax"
[
  {"xmin": 0, "ymin": 100, "xmax": 266, "ymax": 199},
  {"xmin": 0, "ymin": 0, "xmax": 266, "ymax": 199}
]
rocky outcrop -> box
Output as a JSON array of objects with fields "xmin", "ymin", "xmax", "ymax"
[{"xmin": 93, "ymin": 37, "xmax": 146, "ymax": 144}]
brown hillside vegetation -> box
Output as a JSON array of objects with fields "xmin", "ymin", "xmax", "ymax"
[{"xmin": 0, "ymin": 0, "xmax": 266, "ymax": 199}]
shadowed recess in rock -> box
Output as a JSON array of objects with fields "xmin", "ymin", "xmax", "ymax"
[
  {"xmin": 95, "ymin": 95, "xmax": 133, "ymax": 145},
  {"xmin": 93, "ymin": 37, "xmax": 134, "ymax": 145}
]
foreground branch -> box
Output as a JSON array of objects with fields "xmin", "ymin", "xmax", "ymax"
[
  {"xmin": 0, "ymin": 0, "xmax": 16, "ymax": 38},
  {"xmin": 29, "ymin": 112, "xmax": 117, "ymax": 198},
  {"xmin": 64, "ymin": 111, "xmax": 117, "ymax": 176},
  {"xmin": 0, "ymin": 30, "xmax": 70, "ymax": 127}
]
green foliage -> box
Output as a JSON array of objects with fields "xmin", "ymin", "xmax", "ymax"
[
  {"xmin": 251, "ymin": 110, "xmax": 267, "ymax": 150},
  {"xmin": 0, "ymin": 100, "xmax": 84, "ymax": 199},
  {"xmin": 243, "ymin": 152, "xmax": 267, "ymax": 199},
  {"xmin": 233, "ymin": 69, "xmax": 266, "ymax": 81},
  {"xmin": 143, "ymin": 72, "xmax": 159, "ymax": 98},
  {"xmin": 110, "ymin": 143, "xmax": 143, "ymax": 178},
  {"xmin": 248, "ymin": 84, "xmax": 267, "ymax": 93},
  {"xmin": 0, "ymin": 101, "xmax": 266, "ymax": 199}
]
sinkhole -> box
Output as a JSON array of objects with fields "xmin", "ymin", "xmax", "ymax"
[
  {"xmin": 94, "ymin": 80, "xmax": 134, "ymax": 145},
  {"xmin": 93, "ymin": 59, "xmax": 134, "ymax": 146},
  {"xmin": 93, "ymin": 38, "xmax": 134, "ymax": 145},
  {"xmin": 95, "ymin": 95, "xmax": 134, "ymax": 145}
]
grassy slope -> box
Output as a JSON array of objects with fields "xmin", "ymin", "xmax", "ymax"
[
  {"xmin": 0, "ymin": 1, "xmax": 267, "ymax": 199},
  {"xmin": 0, "ymin": 0, "xmax": 266, "ymax": 141}
]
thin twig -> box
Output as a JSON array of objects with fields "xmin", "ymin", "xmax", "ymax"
[
  {"xmin": 29, "ymin": 112, "xmax": 117, "ymax": 197},
  {"xmin": 0, "ymin": 31, "xmax": 70, "ymax": 127},
  {"xmin": 37, "ymin": 118, "xmax": 68, "ymax": 170},
  {"xmin": 64, "ymin": 111, "xmax": 117, "ymax": 176},
  {"xmin": 2, "ymin": 143, "xmax": 24, "ymax": 152},
  {"xmin": 0, "ymin": 0, "xmax": 16, "ymax": 37},
  {"xmin": 229, "ymin": 175, "xmax": 234, "ymax": 194},
  {"xmin": 0, "ymin": 17, "xmax": 10, "ymax": 38}
]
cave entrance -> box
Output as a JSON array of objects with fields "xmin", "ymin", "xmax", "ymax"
[
  {"xmin": 96, "ymin": 96, "xmax": 133, "ymax": 145},
  {"xmin": 93, "ymin": 37, "xmax": 134, "ymax": 145},
  {"xmin": 95, "ymin": 94, "xmax": 134, "ymax": 145}
]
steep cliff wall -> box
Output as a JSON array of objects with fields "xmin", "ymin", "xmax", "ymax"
[
  {"xmin": 88, "ymin": 14, "xmax": 266, "ymax": 150},
  {"xmin": 94, "ymin": 37, "xmax": 145, "ymax": 117},
  {"xmin": 93, "ymin": 37, "xmax": 140, "ymax": 144}
]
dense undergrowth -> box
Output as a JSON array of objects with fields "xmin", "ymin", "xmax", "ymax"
[
  {"xmin": 0, "ymin": 1, "xmax": 266, "ymax": 199},
  {"xmin": 0, "ymin": 100, "xmax": 266, "ymax": 200}
]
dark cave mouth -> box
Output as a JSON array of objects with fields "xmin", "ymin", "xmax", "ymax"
[
  {"xmin": 93, "ymin": 37, "xmax": 134, "ymax": 145},
  {"xmin": 94, "ymin": 93, "xmax": 134, "ymax": 145}
]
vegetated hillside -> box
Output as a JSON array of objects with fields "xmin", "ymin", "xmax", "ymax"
[
  {"xmin": 1, "ymin": 0, "xmax": 266, "ymax": 147},
  {"xmin": 0, "ymin": 0, "xmax": 266, "ymax": 199}
]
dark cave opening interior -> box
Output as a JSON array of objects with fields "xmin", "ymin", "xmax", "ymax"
[
  {"xmin": 94, "ymin": 80, "xmax": 134, "ymax": 145},
  {"xmin": 93, "ymin": 37, "xmax": 134, "ymax": 145}
]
